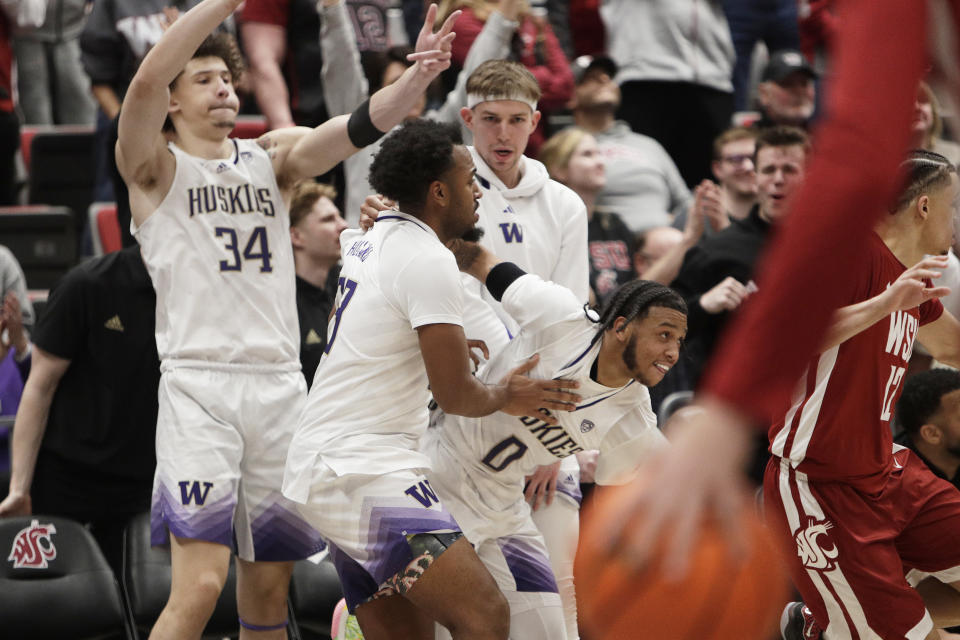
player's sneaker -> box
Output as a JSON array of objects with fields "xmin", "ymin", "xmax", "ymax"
[
  {"xmin": 780, "ymin": 601, "xmax": 823, "ymax": 640},
  {"xmin": 330, "ymin": 598, "xmax": 364, "ymax": 640}
]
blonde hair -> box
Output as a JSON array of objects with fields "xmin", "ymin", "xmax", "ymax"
[
  {"xmin": 466, "ymin": 60, "xmax": 541, "ymax": 106},
  {"xmin": 539, "ymin": 127, "xmax": 590, "ymax": 182},
  {"xmin": 290, "ymin": 181, "xmax": 338, "ymax": 227},
  {"xmin": 712, "ymin": 126, "xmax": 757, "ymax": 160},
  {"xmin": 919, "ymin": 82, "xmax": 945, "ymax": 149}
]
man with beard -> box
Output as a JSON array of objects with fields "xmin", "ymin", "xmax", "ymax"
[
  {"xmin": 754, "ymin": 49, "xmax": 818, "ymax": 130},
  {"xmin": 425, "ymin": 238, "xmax": 686, "ymax": 639},
  {"xmin": 570, "ymin": 55, "xmax": 692, "ymax": 233},
  {"xmin": 283, "ymin": 119, "xmax": 581, "ymax": 640}
]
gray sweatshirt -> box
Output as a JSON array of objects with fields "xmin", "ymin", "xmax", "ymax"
[
  {"xmin": 595, "ymin": 121, "xmax": 692, "ymax": 232},
  {"xmin": 600, "ymin": 0, "xmax": 734, "ymax": 93}
]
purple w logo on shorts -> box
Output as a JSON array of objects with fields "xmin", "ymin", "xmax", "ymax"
[{"xmin": 178, "ymin": 480, "xmax": 214, "ymax": 506}]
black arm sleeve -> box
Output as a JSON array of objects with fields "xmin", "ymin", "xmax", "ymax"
[{"xmin": 485, "ymin": 262, "xmax": 527, "ymax": 301}]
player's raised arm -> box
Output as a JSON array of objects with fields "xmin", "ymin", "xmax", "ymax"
[
  {"xmin": 116, "ymin": 0, "xmax": 243, "ymax": 186},
  {"xmin": 272, "ymin": 4, "xmax": 461, "ymax": 186}
]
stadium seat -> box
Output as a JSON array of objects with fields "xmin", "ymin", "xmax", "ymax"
[
  {"xmin": 0, "ymin": 205, "xmax": 77, "ymax": 289},
  {"xmin": 231, "ymin": 115, "xmax": 268, "ymax": 140},
  {"xmin": 122, "ymin": 512, "xmax": 286, "ymax": 640},
  {"xmin": 89, "ymin": 202, "xmax": 122, "ymax": 256},
  {"xmin": 0, "ymin": 515, "xmax": 131, "ymax": 639},
  {"xmin": 288, "ymin": 553, "xmax": 344, "ymax": 639},
  {"xmin": 26, "ymin": 126, "xmax": 97, "ymax": 238}
]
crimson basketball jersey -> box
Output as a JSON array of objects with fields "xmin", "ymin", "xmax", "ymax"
[{"xmin": 769, "ymin": 233, "xmax": 943, "ymax": 493}]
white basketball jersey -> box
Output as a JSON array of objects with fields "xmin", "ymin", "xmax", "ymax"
[
  {"xmin": 436, "ymin": 274, "xmax": 665, "ymax": 516},
  {"xmin": 135, "ymin": 140, "xmax": 299, "ymax": 368},
  {"xmin": 284, "ymin": 212, "xmax": 464, "ymax": 501}
]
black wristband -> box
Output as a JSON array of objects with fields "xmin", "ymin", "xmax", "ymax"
[
  {"xmin": 347, "ymin": 98, "xmax": 387, "ymax": 148},
  {"xmin": 486, "ymin": 262, "xmax": 527, "ymax": 301}
]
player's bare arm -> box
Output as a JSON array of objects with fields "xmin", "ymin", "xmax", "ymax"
[
  {"xmin": 418, "ymin": 324, "xmax": 580, "ymax": 424},
  {"xmin": 822, "ymin": 255, "xmax": 950, "ymax": 350},
  {"xmin": 117, "ymin": 0, "xmax": 244, "ymax": 226},
  {"xmin": 265, "ymin": 4, "xmax": 462, "ymax": 193},
  {"xmin": 0, "ymin": 347, "xmax": 70, "ymax": 517}
]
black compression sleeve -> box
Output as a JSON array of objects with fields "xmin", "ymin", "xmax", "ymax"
[
  {"xmin": 485, "ymin": 262, "xmax": 527, "ymax": 301},
  {"xmin": 347, "ymin": 98, "xmax": 387, "ymax": 148}
]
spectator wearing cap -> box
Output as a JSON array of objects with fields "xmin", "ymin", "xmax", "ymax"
[
  {"xmin": 754, "ymin": 49, "xmax": 818, "ymax": 130},
  {"xmin": 599, "ymin": 0, "xmax": 735, "ymax": 187},
  {"xmin": 570, "ymin": 54, "xmax": 692, "ymax": 232}
]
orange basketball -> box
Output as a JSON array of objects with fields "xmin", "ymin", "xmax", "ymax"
[{"xmin": 575, "ymin": 482, "xmax": 790, "ymax": 640}]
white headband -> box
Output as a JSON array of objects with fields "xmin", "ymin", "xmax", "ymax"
[{"xmin": 466, "ymin": 92, "xmax": 538, "ymax": 112}]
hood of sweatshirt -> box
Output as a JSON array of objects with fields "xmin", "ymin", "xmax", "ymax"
[{"xmin": 469, "ymin": 146, "xmax": 549, "ymax": 199}]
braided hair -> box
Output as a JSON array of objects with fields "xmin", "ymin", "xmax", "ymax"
[
  {"xmin": 889, "ymin": 149, "xmax": 957, "ymax": 214},
  {"xmin": 591, "ymin": 280, "xmax": 687, "ymax": 344}
]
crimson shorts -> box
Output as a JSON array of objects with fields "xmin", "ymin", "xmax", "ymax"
[{"xmin": 764, "ymin": 448, "xmax": 960, "ymax": 640}]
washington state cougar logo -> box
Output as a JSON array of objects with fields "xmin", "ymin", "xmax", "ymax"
[
  {"xmin": 794, "ymin": 518, "xmax": 839, "ymax": 571},
  {"xmin": 7, "ymin": 520, "xmax": 58, "ymax": 569}
]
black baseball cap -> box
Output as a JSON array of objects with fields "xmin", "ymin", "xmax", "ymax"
[
  {"xmin": 762, "ymin": 50, "xmax": 817, "ymax": 83},
  {"xmin": 573, "ymin": 55, "xmax": 618, "ymax": 84}
]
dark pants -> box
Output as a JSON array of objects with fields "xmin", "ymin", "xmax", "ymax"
[
  {"xmin": 617, "ymin": 81, "xmax": 734, "ymax": 188},
  {"xmin": 0, "ymin": 109, "xmax": 19, "ymax": 205},
  {"xmin": 722, "ymin": 0, "xmax": 800, "ymax": 111},
  {"xmin": 31, "ymin": 449, "xmax": 152, "ymax": 575}
]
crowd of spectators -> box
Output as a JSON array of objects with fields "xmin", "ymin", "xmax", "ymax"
[{"xmin": 4, "ymin": 0, "xmax": 960, "ymax": 637}]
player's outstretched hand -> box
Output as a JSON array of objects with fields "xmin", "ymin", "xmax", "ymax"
[
  {"xmin": 359, "ymin": 194, "xmax": 397, "ymax": 231},
  {"xmin": 0, "ymin": 490, "xmax": 31, "ymax": 518},
  {"xmin": 881, "ymin": 255, "xmax": 951, "ymax": 312},
  {"xmin": 595, "ymin": 398, "xmax": 753, "ymax": 579},
  {"xmin": 500, "ymin": 354, "xmax": 580, "ymax": 425},
  {"xmin": 525, "ymin": 461, "xmax": 560, "ymax": 511},
  {"xmin": 408, "ymin": 4, "xmax": 459, "ymax": 75}
]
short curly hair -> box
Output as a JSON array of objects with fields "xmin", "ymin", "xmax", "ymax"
[
  {"xmin": 368, "ymin": 119, "xmax": 463, "ymax": 210},
  {"xmin": 896, "ymin": 368, "xmax": 960, "ymax": 434},
  {"xmin": 164, "ymin": 32, "xmax": 245, "ymax": 132}
]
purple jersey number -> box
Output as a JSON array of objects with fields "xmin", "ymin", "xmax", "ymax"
[{"xmin": 325, "ymin": 277, "xmax": 358, "ymax": 354}]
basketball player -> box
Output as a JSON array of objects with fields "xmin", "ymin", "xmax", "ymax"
[
  {"xmin": 364, "ymin": 58, "xmax": 590, "ymax": 639},
  {"xmin": 758, "ymin": 150, "xmax": 960, "ymax": 638},
  {"xmin": 425, "ymin": 238, "xmax": 686, "ymax": 638},
  {"xmin": 115, "ymin": 1, "xmax": 462, "ymax": 637},
  {"xmin": 282, "ymin": 119, "xmax": 582, "ymax": 640},
  {"xmin": 592, "ymin": 2, "xmax": 960, "ymax": 638}
]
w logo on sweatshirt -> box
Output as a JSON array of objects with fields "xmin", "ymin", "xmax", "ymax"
[{"xmin": 499, "ymin": 223, "xmax": 523, "ymax": 243}]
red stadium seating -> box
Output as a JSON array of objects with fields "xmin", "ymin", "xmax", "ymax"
[{"xmin": 88, "ymin": 202, "xmax": 122, "ymax": 256}]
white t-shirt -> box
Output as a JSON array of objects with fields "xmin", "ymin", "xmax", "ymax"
[
  {"xmin": 436, "ymin": 273, "xmax": 665, "ymax": 522},
  {"xmin": 135, "ymin": 139, "xmax": 300, "ymax": 368},
  {"xmin": 284, "ymin": 212, "xmax": 464, "ymax": 500}
]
